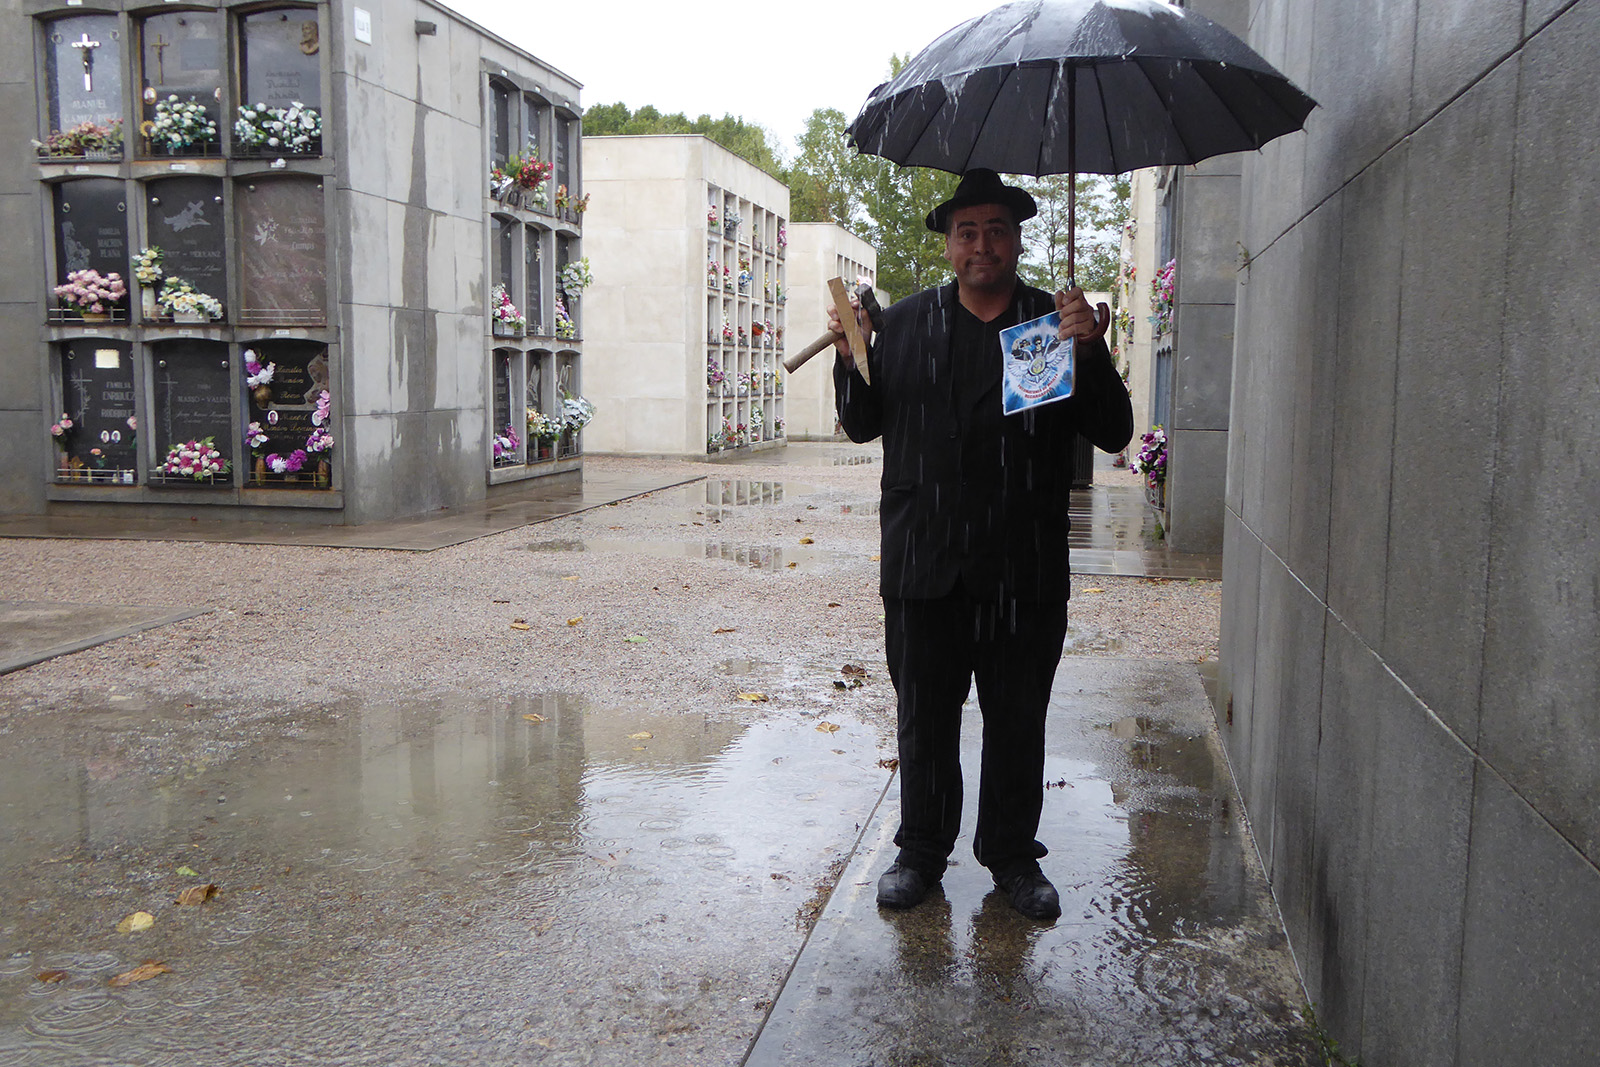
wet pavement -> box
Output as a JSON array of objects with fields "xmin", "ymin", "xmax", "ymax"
[{"xmin": 745, "ymin": 659, "xmax": 1317, "ymax": 1067}]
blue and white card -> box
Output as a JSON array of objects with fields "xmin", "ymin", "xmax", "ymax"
[{"xmin": 1001, "ymin": 310, "xmax": 1074, "ymax": 415}]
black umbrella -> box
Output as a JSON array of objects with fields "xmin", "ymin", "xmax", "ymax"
[{"xmin": 847, "ymin": 0, "xmax": 1315, "ymax": 298}]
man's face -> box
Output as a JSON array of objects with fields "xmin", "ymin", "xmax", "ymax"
[{"xmin": 943, "ymin": 204, "xmax": 1022, "ymax": 295}]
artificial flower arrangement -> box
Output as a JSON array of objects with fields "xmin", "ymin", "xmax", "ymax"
[
  {"xmin": 34, "ymin": 119, "xmax": 123, "ymax": 158},
  {"xmin": 311, "ymin": 389, "xmax": 331, "ymax": 430},
  {"xmin": 562, "ymin": 393, "xmax": 595, "ymax": 434},
  {"xmin": 491, "ymin": 283, "xmax": 526, "ymax": 333},
  {"xmin": 504, "ymin": 150, "xmax": 553, "ymax": 191},
  {"xmin": 244, "ymin": 350, "xmax": 276, "ymax": 403},
  {"xmin": 560, "ymin": 257, "xmax": 592, "ymax": 298},
  {"xmin": 526, "ymin": 409, "xmax": 562, "ymax": 443},
  {"xmin": 749, "ymin": 405, "xmax": 765, "ymax": 429},
  {"xmin": 245, "ymin": 421, "xmax": 269, "ymax": 451},
  {"xmin": 736, "ymin": 326, "xmax": 748, "ymax": 345},
  {"xmin": 1135, "ymin": 425, "xmax": 1168, "ymax": 489},
  {"xmin": 706, "ymin": 357, "xmax": 726, "ymax": 391},
  {"xmin": 707, "ymin": 206, "xmax": 719, "ymax": 229},
  {"xmin": 146, "ymin": 95, "xmax": 218, "ymax": 152},
  {"xmin": 707, "ymin": 260, "xmax": 721, "ymax": 287},
  {"xmin": 554, "ymin": 297, "xmax": 575, "ymax": 339},
  {"xmin": 737, "ymin": 269, "xmax": 751, "ymax": 293},
  {"xmin": 234, "ymin": 102, "xmax": 321, "ymax": 154},
  {"xmin": 49, "ymin": 413, "xmax": 75, "ymax": 446},
  {"xmin": 264, "ymin": 448, "xmax": 307, "ymax": 475},
  {"xmin": 1149, "ymin": 258, "xmax": 1176, "ymax": 337},
  {"xmin": 723, "ymin": 208, "xmax": 741, "ymax": 234},
  {"xmin": 751, "ymin": 319, "xmax": 765, "ymax": 336},
  {"xmin": 707, "ymin": 428, "xmax": 725, "ymax": 453},
  {"xmin": 722, "ymin": 265, "xmax": 733, "ymax": 292},
  {"xmin": 54, "ymin": 269, "xmax": 127, "ymax": 315},
  {"xmin": 492, "ymin": 423, "xmax": 520, "ymax": 463},
  {"xmin": 775, "ymin": 282, "xmax": 786, "ymax": 305},
  {"xmin": 736, "ymin": 371, "xmax": 752, "ymax": 396},
  {"xmin": 132, "ymin": 247, "xmax": 164, "ymax": 287},
  {"xmin": 720, "ymin": 314, "xmax": 733, "ymax": 341},
  {"xmin": 157, "ymin": 275, "xmax": 224, "ymax": 320},
  {"xmin": 554, "ymin": 186, "xmax": 590, "ymax": 214},
  {"xmin": 776, "ymin": 224, "xmax": 787, "ymax": 249},
  {"xmin": 158, "ymin": 436, "xmax": 230, "ymax": 480},
  {"xmin": 773, "ymin": 416, "xmax": 785, "ymax": 436}
]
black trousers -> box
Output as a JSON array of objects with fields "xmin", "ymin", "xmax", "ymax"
[{"xmin": 883, "ymin": 590, "xmax": 1071, "ymax": 879}]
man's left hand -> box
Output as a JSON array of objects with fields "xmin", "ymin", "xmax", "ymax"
[{"xmin": 1054, "ymin": 288, "xmax": 1098, "ymax": 342}]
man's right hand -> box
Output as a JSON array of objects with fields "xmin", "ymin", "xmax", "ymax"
[{"xmin": 828, "ymin": 292, "xmax": 874, "ymax": 369}]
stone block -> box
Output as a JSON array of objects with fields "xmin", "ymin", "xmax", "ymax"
[
  {"xmin": 1384, "ymin": 62, "xmax": 1518, "ymax": 747},
  {"xmin": 1166, "ymin": 428, "xmax": 1226, "ymax": 553},
  {"xmin": 1250, "ymin": 226, "xmax": 1300, "ymax": 560},
  {"xmin": 1302, "ymin": 620, "xmax": 1377, "ymax": 1052},
  {"xmin": 342, "ymin": 190, "xmax": 390, "ymax": 308},
  {"xmin": 1261, "ymin": 560, "xmax": 1326, "ymax": 994},
  {"xmin": 1481, "ymin": 0, "xmax": 1600, "ymax": 865},
  {"xmin": 347, "ymin": 303, "xmax": 399, "ymax": 415},
  {"xmin": 340, "ymin": 78, "xmax": 391, "ymax": 197},
  {"xmin": 0, "ymin": 195, "xmax": 40, "ymax": 305},
  {"xmin": 1325, "ymin": 151, "xmax": 1403, "ymax": 649},
  {"xmin": 1218, "ymin": 508, "xmax": 1262, "ymax": 791},
  {"xmin": 0, "ymin": 303, "xmax": 41, "ymax": 404},
  {"xmin": 1284, "ymin": 197, "xmax": 1340, "ymax": 602},
  {"xmin": 1411, "ymin": 0, "xmax": 1522, "ymax": 125},
  {"xmin": 1244, "ymin": 554, "xmax": 1289, "ymax": 871},
  {"xmin": 0, "ymin": 409, "xmax": 47, "ymax": 513},
  {"xmin": 1178, "ymin": 172, "xmax": 1242, "ymax": 305},
  {"xmin": 1223, "ymin": 262, "xmax": 1255, "ymax": 518},
  {"xmin": 385, "ymin": 90, "xmax": 419, "ymax": 205},
  {"xmin": 1303, "ymin": 0, "xmax": 1417, "ymax": 206},
  {"xmin": 1171, "ymin": 303, "xmax": 1234, "ymax": 431},
  {"xmin": 1526, "ymin": 0, "xmax": 1572, "ymax": 34},
  {"xmin": 1360, "ymin": 693, "xmax": 1473, "ymax": 1067},
  {"xmin": 624, "ymin": 397, "xmax": 692, "ymax": 454},
  {"xmin": 391, "ymin": 307, "xmax": 439, "ymax": 414},
  {"xmin": 1457, "ymin": 770, "xmax": 1600, "ymax": 1067}
]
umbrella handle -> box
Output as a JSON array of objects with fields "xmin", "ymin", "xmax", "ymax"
[{"xmin": 1089, "ymin": 301, "xmax": 1111, "ymax": 342}]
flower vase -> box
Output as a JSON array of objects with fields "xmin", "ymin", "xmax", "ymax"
[
  {"xmin": 80, "ymin": 311, "xmax": 109, "ymax": 323},
  {"xmin": 141, "ymin": 289, "xmax": 158, "ymax": 321},
  {"xmin": 315, "ymin": 460, "xmax": 330, "ymax": 488},
  {"xmin": 174, "ymin": 310, "xmax": 208, "ymax": 324},
  {"xmin": 253, "ymin": 457, "xmax": 266, "ymax": 482},
  {"xmin": 252, "ymin": 384, "xmax": 272, "ymax": 406}
]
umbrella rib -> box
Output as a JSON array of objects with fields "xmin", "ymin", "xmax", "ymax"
[{"xmin": 1132, "ymin": 56, "xmax": 1198, "ymax": 166}]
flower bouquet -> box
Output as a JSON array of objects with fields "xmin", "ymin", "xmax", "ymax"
[
  {"xmin": 706, "ymin": 357, "xmax": 726, "ymax": 393},
  {"xmin": 34, "ymin": 119, "xmax": 123, "ymax": 160},
  {"xmin": 491, "ymin": 283, "xmax": 525, "ymax": 335},
  {"xmin": 555, "ymin": 298, "xmax": 575, "ymax": 339},
  {"xmin": 526, "ymin": 409, "xmax": 562, "ymax": 458},
  {"xmin": 146, "ymin": 95, "xmax": 218, "ymax": 153},
  {"xmin": 54, "ymin": 269, "xmax": 127, "ymax": 319},
  {"xmin": 244, "ymin": 350, "xmax": 276, "ymax": 404},
  {"xmin": 1136, "ymin": 425, "xmax": 1168, "ymax": 507},
  {"xmin": 707, "ymin": 206, "xmax": 719, "ymax": 230},
  {"xmin": 132, "ymin": 247, "xmax": 163, "ymax": 318},
  {"xmin": 492, "ymin": 423, "xmax": 520, "ymax": 466},
  {"xmin": 562, "ymin": 393, "xmax": 595, "ymax": 434},
  {"xmin": 157, "ymin": 276, "xmax": 224, "ymax": 322},
  {"xmin": 264, "ymin": 448, "xmax": 308, "ymax": 477},
  {"xmin": 1149, "ymin": 258, "xmax": 1176, "ymax": 338},
  {"xmin": 158, "ymin": 436, "xmax": 230, "ymax": 482},
  {"xmin": 560, "ymin": 257, "xmax": 592, "ymax": 298},
  {"xmin": 234, "ymin": 102, "xmax": 322, "ymax": 155}
]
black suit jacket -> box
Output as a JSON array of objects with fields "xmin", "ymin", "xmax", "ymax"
[{"xmin": 835, "ymin": 281, "xmax": 1134, "ymax": 603}]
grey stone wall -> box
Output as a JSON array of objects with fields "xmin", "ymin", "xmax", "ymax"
[{"xmin": 1220, "ymin": 1, "xmax": 1600, "ymax": 1064}]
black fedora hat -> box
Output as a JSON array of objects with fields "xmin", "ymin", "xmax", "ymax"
[{"xmin": 925, "ymin": 168, "xmax": 1038, "ymax": 233}]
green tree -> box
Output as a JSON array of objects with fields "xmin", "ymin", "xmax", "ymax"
[
  {"xmin": 1015, "ymin": 173, "xmax": 1130, "ymax": 294},
  {"xmin": 859, "ymin": 159, "xmax": 958, "ymax": 302},
  {"xmin": 784, "ymin": 108, "xmax": 867, "ymax": 227},
  {"xmin": 581, "ymin": 102, "xmax": 782, "ymax": 173}
]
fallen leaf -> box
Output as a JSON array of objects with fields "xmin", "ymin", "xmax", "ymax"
[
  {"xmin": 833, "ymin": 678, "xmax": 863, "ymax": 690},
  {"xmin": 509, "ymin": 622, "xmax": 531, "ymax": 631},
  {"xmin": 816, "ymin": 721, "xmax": 841, "ymax": 734},
  {"xmin": 566, "ymin": 616, "xmax": 583, "ymax": 626},
  {"xmin": 624, "ymin": 634, "xmax": 647, "ymax": 643},
  {"xmin": 827, "ymin": 602, "xmax": 841, "ymax": 609},
  {"xmin": 175, "ymin": 866, "xmax": 199, "ymax": 878},
  {"xmin": 786, "ymin": 562, "xmax": 797, "ymax": 569},
  {"xmin": 522, "ymin": 713, "xmax": 547, "ymax": 723},
  {"xmin": 492, "ymin": 598, "xmax": 511, "ymax": 604},
  {"xmin": 108, "ymin": 961, "xmax": 170, "ymax": 987},
  {"xmin": 799, "ymin": 537, "xmax": 814, "ymax": 545},
  {"xmin": 713, "ymin": 627, "xmax": 736, "ymax": 634},
  {"xmin": 562, "ymin": 575, "xmax": 579, "ymax": 581},
  {"xmin": 175, "ymin": 883, "xmax": 217, "ymax": 906},
  {"xmin": 36, "ymin": 970, "xmax": 68, "ymax": 983},
  {"xmin": 1084, "ymin": 587, "xmax": 1106, "ymax": 594},
  {"xmin": 870, "ymin": 554, "xmax": 881, "ymax": 562},
  {"xmin": 878, "ymin": 758, "xmax": 900, "ymax": 771},
  {"xmin": 736, "ymin": 692, "xmax": 768, "ymax": 703},
  {"xmin": 841, "ymin": 664, "xmax": 867, "ymax": 677},
  {"xmin": 116, "ymin": 911, "xmax": 155, "ymax": 934},
  {"xmin": 628, "ymin": 731, "xmax": 653, "ymax": 740}
]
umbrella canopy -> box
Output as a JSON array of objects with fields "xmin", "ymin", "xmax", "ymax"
[{"xmin": 847, "ymin": 0, "xmax": 1317, "ymax": 178}]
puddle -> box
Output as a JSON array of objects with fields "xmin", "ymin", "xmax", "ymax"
[
  {"xmin": 527, "ymin": 538, "xmax": 832, "ymax": 573},
  {"xmin": 0, "ymin": 692, "xmax": 889, "ymax": 1064},
  {"xmin": 1061, "ymin": 625, "xmax": 1125, "ymax": 655}
]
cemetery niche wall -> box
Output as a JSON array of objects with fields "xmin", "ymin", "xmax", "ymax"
[{"xmin": 7, "ymin": 2, "xmax": 587, "ymax": 522}]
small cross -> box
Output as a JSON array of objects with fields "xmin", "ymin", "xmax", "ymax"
[
  {"xmin": 70, "ymin": 32, "xmax": 100, "ymax": 92},
  {"xmin": 151, "ymin": 33, "xmax": 169, "ymax": 85}
]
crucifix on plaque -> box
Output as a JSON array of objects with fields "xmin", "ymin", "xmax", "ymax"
[
  {"xmin": 71, "ymin": 32, "xmax": 100, "ymax": 92},
  {"xmin": 151, "ymin": 32, "xmax": 169, "ymax": 85},
  {"xmin": 66, "ymin": 367, "xmax": 93, "ymax": 413}
]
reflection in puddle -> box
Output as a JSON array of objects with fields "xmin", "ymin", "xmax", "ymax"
[
  {"xmin": 527, "ymin": 538, "xmax": 830, "ymax": 573},
  {"xmin": 0, "ymin": 693, "xmax": 888, "ymax": 1064},
  {"xmin": 1061, "ymin": 625, "xmax": 1125, "ymax": 655}
]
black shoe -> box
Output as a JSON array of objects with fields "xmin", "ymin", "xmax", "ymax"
[
  {"xmin": 995, "ymin": 867, "xmax": 1061, "ymax": 920},
  {"xmin": 876, "ymin": 862, "xmax": 938, "ymax": 909}
]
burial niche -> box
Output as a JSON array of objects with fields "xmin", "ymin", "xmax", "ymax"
[
  {"xmin": 240, "ymin": 8, "xmax": 322, "ymax": 112},
  {"xmin": 147, "ymin": 176, "xmax": 226, "ymax": 311},
  {"xmin": 236, "ymin": 176, "xmax": 326, "ymax": 325},
  {"xmin": 53, "ymin": 179, "xmax": 128, "ymax": 295},
  {"xmin": 151, "ymin": 340, "xmax": 233, "ymax": 485},
  {"xmin": 56, "ymin": 341, "xmax": 136, "ymax": 481},
  {"xmin": 138, "ymin": 11, "xmax": 224, "ymax": 153},
  {"xmin": 44, "ymin": 15, "xmax": 124, "ymax": 148}
]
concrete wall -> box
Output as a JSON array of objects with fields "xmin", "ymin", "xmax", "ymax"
[
  {"xmin": 782, "ymin": 223, "xmax": 877, "ymax": 440},
  {"xmin": 1219, "ymin": 2, "xmax": 1600, "ymax": 1064}
]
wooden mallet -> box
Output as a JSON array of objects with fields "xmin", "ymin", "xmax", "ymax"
[{"xmin": 781, "ymin": 277, "xmax": 880, "ymax": 384}]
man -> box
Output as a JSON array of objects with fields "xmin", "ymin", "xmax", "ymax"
[{"xmin": 829, "ymin": 169, "xmax": 1134, "ymax": 920}]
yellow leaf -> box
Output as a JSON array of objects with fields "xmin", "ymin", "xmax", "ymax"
[
  {"xmin": 1084, "ymin": 587, "xmax": 1105, "ymax": 594},
  {"xmin": 827, "ymin": 602, "xmax": 841, "ymax": 608},
  {"xmin": 522, "ymin": 713, "xmax": 547, "ymax": 723},
  {"xmin": 108, "ymin": 961, "xmax": 170, "ymax": 987},
  {"xmin": 566, "ymin": 616, "xmax": 583, "ymax": 626},
  {"xmin": 562, "ymin": 575, "xmax": 579, "ymax": 581},
  {"xmin": 175, "ymin": 866, "xmax": 199, "ymax": 877},
  {"xmin": 629, "ymin": 731, "xmax": 653, "ymax": 740},
  {"xmin": 36, "ymin": 970, "xmax": 68, "ymax": 983},
  {"xmin": 712, "ymin": 627, "xmax": 736, "ymax": 634},
  {"xmin": 816, "ymin": 721, "xmax": 841, "ymax": 734},
  {"xmin": 799, "ymin": 537, "xmax": 814, "ymax": 545},
  {"xmin": 509, "ymin": 622, "xmax": 531, "ymax": 631},
  {"xmin": 870, "ymin": 554, "xmax": 881, "ymax": 561},
  {"xmin": 624, "ymin": 634, "xmax": 647, "ymax": 643},
  {"xmin": 786, "ymin": 562, "xmax": 797, "ymax": 569},
  {"xmin": 175, "ymin": 883, "xmax": 217, "ymax": 906},
  {"xmin": 736, "ymin": 692, "xmax": 768, "ymax": 703},
  {"xmin": 116, "ymin": 911, "xmax": 155, "ymax": 934}
]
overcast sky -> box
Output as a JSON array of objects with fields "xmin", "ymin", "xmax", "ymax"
[{"xmin": 439, "ymin": 0, "xmax": 991, "ymax": 160}]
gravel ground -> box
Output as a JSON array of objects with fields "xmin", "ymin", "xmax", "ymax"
[{"xmin": 0, "ymin": 447, "xmax": 1217, "ymax": 725}]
